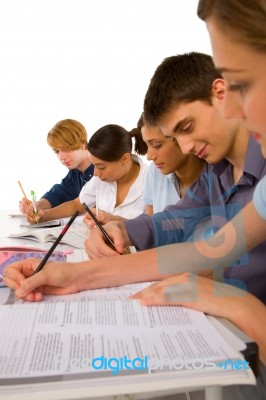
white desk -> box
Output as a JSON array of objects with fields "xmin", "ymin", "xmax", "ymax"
[{"xmin": 0, "ymin": 211, "xmax": 256, "ymax": 400}]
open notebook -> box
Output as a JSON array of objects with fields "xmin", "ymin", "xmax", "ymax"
[
  {"xmin": 19, "ymin": 215, "xmax": 85, "ymax": 228},
  {"xmin": 8, "ymin": 224, "xmax": 90, "ymax": 249}
]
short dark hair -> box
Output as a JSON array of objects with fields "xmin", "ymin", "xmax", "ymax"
[
  {"xmin": 143, "ymin": 52, "xmax": 221, "ymax": 126},
  {"xmin": 88, "ymin": 124, "xmax": 147, "ymax": 161}
]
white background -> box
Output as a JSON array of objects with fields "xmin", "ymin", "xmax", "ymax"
[{"xmin": 0, "ymin": 0, "xmax": 211, "ymax": 209}]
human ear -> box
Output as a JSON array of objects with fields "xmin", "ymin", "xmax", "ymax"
[
  {"xmin": 212, "ymin": 78, "xmax": 225, "ymax": 102},
  {"xmin": 121, "ymin": 153, "xmax": 130, "ymax": 165}
]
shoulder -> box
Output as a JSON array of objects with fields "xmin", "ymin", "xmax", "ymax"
[{"xmin": 253, "ymin": 176, "xmax": 266, "ymax": 220}]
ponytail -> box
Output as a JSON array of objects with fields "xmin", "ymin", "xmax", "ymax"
[{"xmin": 129, "ymin": 127, "xmax": 148, "ymax": 156}]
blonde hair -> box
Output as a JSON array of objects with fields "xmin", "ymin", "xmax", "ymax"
[{"xmin": 47, "ymin": 119, "xmax": 88, "ymax": 150}]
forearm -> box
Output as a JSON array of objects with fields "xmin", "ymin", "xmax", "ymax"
[
  {"xmin": 41, "ymin": 199, "xmax": 84, "ymax": 221},
  {"xmin": 36, "ymin": 198, "xmax": 52, "ymax": 210},
  {"xmin": 124, "ymin": 214, "xmax": 155, "ymax": 249},
  {"xmin": 227, "ymin": 295, "xmax": 266, "ymax": 365},
  {"xmin": 78, "ymin": 249, "xmax": 173, "ymax": 289}
]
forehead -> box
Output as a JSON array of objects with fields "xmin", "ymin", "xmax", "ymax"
[
  {"xmin": 141, "ymin": 125, "xmax": 164, "ymax": 141},
  {"xmin": 159, "ymin": 100, "xmax": 211, "ymax": 129},
  {"xmin": 207, "ymin": 19, "xmax": 255, "ymax": 73},
  {"xmin": 88, "ymin": 153, "xmax": 106, "ymax": 164}
]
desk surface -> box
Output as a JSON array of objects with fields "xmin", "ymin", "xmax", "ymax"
[{"xmin": 0, "ymin": 210, "xmax": 257, "ymax": 400}]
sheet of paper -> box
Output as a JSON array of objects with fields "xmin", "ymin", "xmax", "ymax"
[{"xmin": 0, "ymin": 298, "xmax": 247, "ymax": 381}]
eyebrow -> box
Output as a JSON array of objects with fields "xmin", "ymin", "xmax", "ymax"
[
  {"xmin": 173, "ymin": 117, "xmax": 191, "ymax": 133},
  {"xmin": 216, "ymin": 67, "xmax": 245, "ymax": 74},
  {"xmin": 93, "ymin": 162, "xmax": 106, "ymax": 166},
  {"xmin": 146, "ymin": 139, "xmax": 163, "ymax": 144}
]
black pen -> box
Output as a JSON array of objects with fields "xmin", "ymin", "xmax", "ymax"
[
  {"xmin": 32, "ymin": 210, "xmax": 80, "ymax": 275},
  {"xmin": 82, "ymin": 202, "xmax": 120, "ymax": 254}
]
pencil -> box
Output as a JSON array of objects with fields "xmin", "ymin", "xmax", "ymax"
[
  {"xmin": 18, "ymin": 181, "xmax": 30, "ymax": 203},
  {"xmin": 82, "ymin": 202, "xmax": 120, "ymax": 254},
  {"xmin": 32, "ymin": 210, "xmax": 80, "ymax": 275}
]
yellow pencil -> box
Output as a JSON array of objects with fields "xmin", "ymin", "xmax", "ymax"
[{"xmin": 18, "ymin": 180, "xmax": 30, "ymax": 204}]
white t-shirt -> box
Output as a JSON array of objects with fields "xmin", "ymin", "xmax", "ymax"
[
  {"xmin": 143, "ymin": 162, "xmax": 180, "ymax": 213},
  {"xmin": 79, "ymin": 155, "xmax": 148, "ymax": 219},
  {"xmin": 253, "ymin": 175, "xmax": 266, "ymax": 220}
]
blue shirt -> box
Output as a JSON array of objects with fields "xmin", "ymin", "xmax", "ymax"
[
  {"xmin": 124, "ymin": 136, "xmax": 266, "ymax": 303},
  {"xmin": 42, "ymin": 164, "xmax": 94, "ymax": 207},
  {"xmin": 143, "ymin": 163, "xmax": 180, "ymax": 213},
  {"xmin": 253, "ymin": 175, "xmax": 266, "ymax": 220}
]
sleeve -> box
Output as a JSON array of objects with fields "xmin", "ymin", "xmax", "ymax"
[
  {"xmin": 143, "ymin": 164, "xmax": 154, "ymax": 206},
  {"xmin": 124, "ymin": 171, "xmax": 212, "ymax": 250},
  {"xmin": 79, "ymin": 177, "xmax": 98, "ymax": 207},
  {"xmin": 253, "ymin": 176, "xmax": 266, "ymax": 220},
  {"xmin": 41, "ymin": 173, "xmax": 80, "ymax": 207}
]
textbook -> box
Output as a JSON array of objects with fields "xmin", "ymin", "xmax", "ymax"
[
  {"xmin": 8, "ymin": 223, "xmax": 90, "ymax": 249},
  {"xmin": 19, "ymin": 215, "xmax": 85, "ymax": 228},
  {"xmin": 0, "ymin": 282, "xmax": 255, "ymax": 399},
  {"xmin": 0, "ymin": 246, "xmax": 67, "ymax": 287}
]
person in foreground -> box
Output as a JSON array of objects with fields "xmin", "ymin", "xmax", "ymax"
[
  {"xmin": 26, "ymin": 124, "xmax": 148, "ymax": 224},
  {"xmin": 132, "ymin": 0, "xmax": 266, "ymax": 381},
  {"xmin": 19, "ymin": 119, "xmax": 94, "ymax": 214}
]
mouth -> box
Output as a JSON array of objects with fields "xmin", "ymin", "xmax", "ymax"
[
  {"xmin": 196, "ymin": 145, "xmax": 207, "ymax": 159},
  {"xmin": 155, "ymin": 163, "xmax": 164, "ymax": 169},
  {"xmin": 252, "ymin": 132, "xmax": 262, "ymax": 142}
]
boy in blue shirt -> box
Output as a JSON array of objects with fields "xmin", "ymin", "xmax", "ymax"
[{"xmin": 19, "ymin": 119, "xmax": 94, "ymax": 214}]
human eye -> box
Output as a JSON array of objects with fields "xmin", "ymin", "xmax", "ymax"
[
  {"xmin": 181, "ymin": 121, "xmax": 193, "ymax": 133},
  {"xmin": 53, "ymin": 149, "xmax": 59, "ymax": 154},
  {"xmin": 153, "ymin": 144, "xmax": 162, "ymax": 150},
  {"xmin": 227, "ymin": 82, "xmax": 249, "ymax": 94}
]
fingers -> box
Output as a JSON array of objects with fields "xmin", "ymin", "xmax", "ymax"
[
  {"xmin": 84, "ymin": 231, "xmax": 119, "ymax": 258},
  {"xmin": 15, "ymin": 270, "xmax": 46, "ymax": 298},
  {"xmin": 84, "ymin": 224, "xmax": 123, "ymax": 258},
  {"xmin": 26, "ymin": 209, "xmax": 45, "ymax": 224},
  {"xmin": 19, "ymin": 198, "xmax": 32, "ymax": 214},
  {"xmin": 130, "ymin": 274, "xmax": 199, "ymax": 306}
]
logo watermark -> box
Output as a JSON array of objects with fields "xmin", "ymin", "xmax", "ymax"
[{"xmin": 64, "ymin": 355, "xmax": 249, "ymax": 375}]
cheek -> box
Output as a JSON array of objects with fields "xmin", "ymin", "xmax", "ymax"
[{"xmin": 245, "ymin": 93, "xmax": 266, "ymax": 135}]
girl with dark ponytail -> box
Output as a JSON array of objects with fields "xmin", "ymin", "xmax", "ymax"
[{"xmin": 26, "ymin": 124, "xmax": 148, "ymax": 224}]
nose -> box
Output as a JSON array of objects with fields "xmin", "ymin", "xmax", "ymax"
[
  {"xmin": 223, "ymin": 90, "xmax": 246, "ymax": 120},
  {"xmin": 93, "ymin": 167, "xmax": 100, "ymax": 178},
  {"xmin": 58, "ymin": 150, "xmax": 67, "ymax": 162},
  {"xmin": 147, "ymin": 147, "xmax": 157, "ymax": 161},
  {"xmin": 176, "ymin": 136, "xmax": 195, "ymax": 155}
]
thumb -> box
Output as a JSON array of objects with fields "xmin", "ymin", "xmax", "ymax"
[{"xmin": 16, "ymin": 272, "xmax": 45, "ymax": 297}]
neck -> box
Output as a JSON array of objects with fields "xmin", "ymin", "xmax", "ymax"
[
  {"xmin": 77, "ymin": 151, "xmax": 91, "ymax": 173},
  {"xmin": 117, "ymin": 158, "xmax": 140, "ymax": 185},
  {"xmin": 175, "ymin": 157, "xmax": 204, "ymax": 197},
  {"xmin": 225, "ymin": 124, "xmax": 250, "ymax": 184}
]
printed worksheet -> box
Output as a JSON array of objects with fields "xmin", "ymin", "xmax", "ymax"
[{"xmin": 0, "ymin": 298, "xmax": 251, "ymax": 382}]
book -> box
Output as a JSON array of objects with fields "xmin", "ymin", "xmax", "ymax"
[
  {"xmin": 8, "ymin": 223, "xmax": 90, "ymax": 249},
  {"xmin": 0, "ymin": 283, "xmax": 256, "ymax": 399},
  {"xmin": 20, "ymin": 219, "xmax": 62, "ymax": 228},
  {"xmin": 19, "ymin": 215, "xmax": 85, "ymax": 228},
  {"xmin": 0, "ymin": 246, "xmax": 67, "ymax": 287}
]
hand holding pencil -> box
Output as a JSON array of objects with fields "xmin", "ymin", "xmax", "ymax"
[
  {"xmin": 83, "ymin": 208, "xmax": 117, "ymax": 229},
  {"xmin": 18, "ymin": 181, "xmax": 32, "ymax": 214}
]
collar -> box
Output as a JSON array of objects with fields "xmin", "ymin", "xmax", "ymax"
[{"xmin": 211, "ymin": 135, "xmax": 265, "ymax": 181}]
